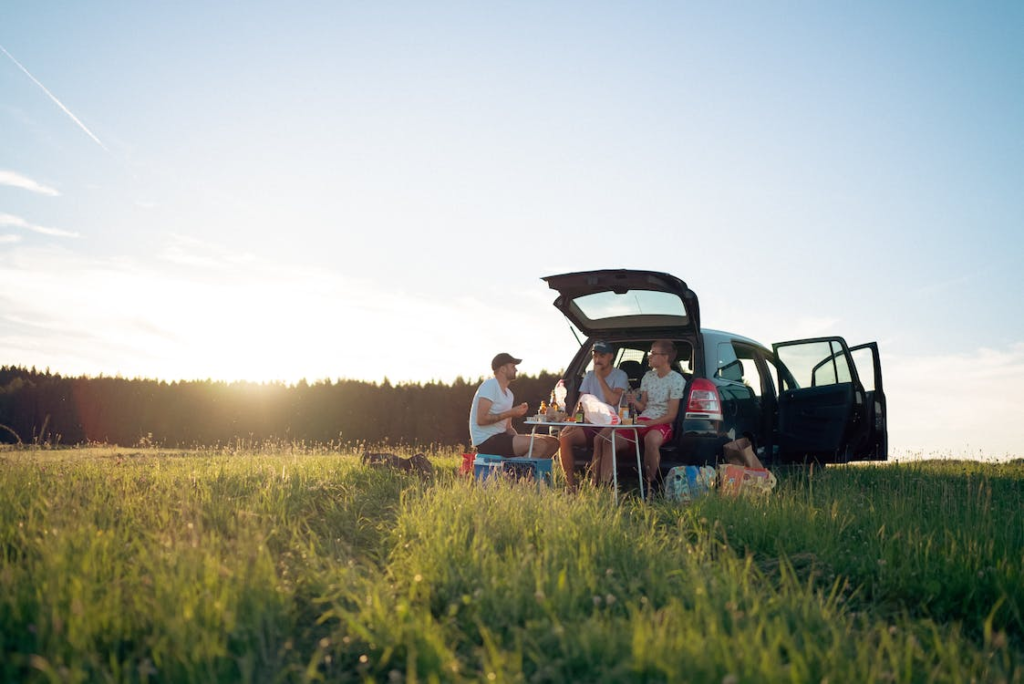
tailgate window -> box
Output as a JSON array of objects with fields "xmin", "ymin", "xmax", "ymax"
[{"xmin": 570, "ymin": 290, "xmax": 691, "ymax": 329}]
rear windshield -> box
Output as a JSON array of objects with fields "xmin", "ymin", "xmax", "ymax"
[{"xmin": 570, "ymin": 290, "xmax": 691, "ymax": 330}]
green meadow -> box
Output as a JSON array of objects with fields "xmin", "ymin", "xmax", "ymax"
[{"xmin": 1, "ymin": 447, "xmax": 1021, "ymax": 683}]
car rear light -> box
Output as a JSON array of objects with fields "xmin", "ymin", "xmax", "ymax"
[{"xmin": 685, "ymin": 378, "xmax": 724, "ymax": 421}]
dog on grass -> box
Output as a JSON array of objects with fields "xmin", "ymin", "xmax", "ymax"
[{"xmin": 361, "ymin": 452, "xmax": 434, "ymax": 478}]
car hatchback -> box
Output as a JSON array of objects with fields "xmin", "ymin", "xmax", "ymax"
[{"xmin": 543, "ymin": 269, "xmax": 887, "ymax": 475}]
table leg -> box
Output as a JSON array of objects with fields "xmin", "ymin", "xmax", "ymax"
[
  {"xmin": 611, "ymin": 429, "xmax": 619, "ymax": 504},
  {"xmin": 633, "ymin": 428, "xmax": 644, "ymax": 501},
  {"xmin": 528, "ymin": 425, "xmax": 537, "ymax": 459}
]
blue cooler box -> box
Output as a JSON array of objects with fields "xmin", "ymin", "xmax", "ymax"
[{"xmin": 474, "ymin": 454, "xmax": 553, "ymax": 486}]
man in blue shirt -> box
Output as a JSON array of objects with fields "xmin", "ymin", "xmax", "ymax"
[{"xmin": 557, "ymin": 341, "xmax": 629, "ymax": 489}]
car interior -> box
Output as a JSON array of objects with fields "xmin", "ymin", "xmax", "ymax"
[
  {"xmin": 611, "ymin": 340, "xmax": 694, "ymax": 383},
  {"xmin": 567, "ymin": 339, "xmax": 697, "ymax": 479}
]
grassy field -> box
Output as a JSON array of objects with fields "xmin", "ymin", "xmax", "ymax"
[{"xmin": 0, "ymin": 446, "xmax": 1021, "ymax": 683}]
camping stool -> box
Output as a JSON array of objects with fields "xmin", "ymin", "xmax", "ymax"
[{"xmin": 473, "ymin": 454, "xmax": 553, "ymax": 488}]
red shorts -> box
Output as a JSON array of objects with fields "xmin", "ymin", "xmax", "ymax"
[{"xmin": 618, "ymin": 417, "xmax": 672, "ymax": 445}]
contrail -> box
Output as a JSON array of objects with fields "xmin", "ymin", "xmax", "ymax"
[{"xmin": 0, "ymin": 43, "xmax": 109, "ymax": 152}]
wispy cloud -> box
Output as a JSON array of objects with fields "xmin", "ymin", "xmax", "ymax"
[
  {"xmin": 0, "ymin": 43, "xmax": 109, "ymax": 152},
  {"xmin": 0, "ymin": 235, "xmax": 22, "ymax": 245},
  {"xmin": 159, "ymin": 233, "xmax": 255, "ymax": 269},
  {"xmin": 0, "ymin": 213, "xmax": 79, "ymax": 238},
  {"xmin": 0, "ymin": 170, "xmax": 60, "ymax": 196}
]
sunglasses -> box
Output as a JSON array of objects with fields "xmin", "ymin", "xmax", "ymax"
[{"xmin": 648, "ymin": 351, "xmax": 667, "ymax": 356}]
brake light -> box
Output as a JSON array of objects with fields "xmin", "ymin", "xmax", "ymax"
[{"xmin": 685, "ymin": 378, "xmax": 724, "ymax": 421}]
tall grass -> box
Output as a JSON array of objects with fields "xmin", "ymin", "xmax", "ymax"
[{"xmin": 0, "ymin": 447, "xmax": 1020, "ymax": 682}]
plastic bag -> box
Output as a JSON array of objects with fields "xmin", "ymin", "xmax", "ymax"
[
  {"xmin": 579, "ymin": 393, "xmax": 620, "ymax": 425},
  {"xmin": 665, "ymin": 465, "xmax": 716, "ymax": 504}
]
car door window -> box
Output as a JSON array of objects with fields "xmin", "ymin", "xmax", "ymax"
[
  {"xmin": 739, "ymin": 355, "xmax": 764, "ymax": 397},
  {"xmin": 850, "ymin": 347, "xmax": 876, "ymax": 392},
  {"xmin": 760, "ymin": 354, "xmax": 779, "ymax": 398},
  {"xmin": 777, "ymin": 339, "xmax": 853, "ymax": 388},
  {"xmin": 715, "ymin": 342, "xmax": 765, "ymax": 397},
  {"xmin": 715, "ymin": 343, "xmax": 739, "ymax": 379}
]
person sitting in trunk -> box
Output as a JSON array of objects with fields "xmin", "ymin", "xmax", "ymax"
[
  {"xmin": 556, "ymin": 341, "xmax": 629, "ymax": 490},
  {"xmin": 591, "ymin": 339, "xmax": 685, "ymax": 496}
]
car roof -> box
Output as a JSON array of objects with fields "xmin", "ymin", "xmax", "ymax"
[{"xmin": 700, "ymin": 328, "xmax": 769, "ymax": 351}]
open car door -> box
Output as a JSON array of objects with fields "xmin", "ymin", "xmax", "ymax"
[
  {"xmin": 772, "ymin": 337, "xmax": 887, "ymax": 464},
  {"xmin": 849, "ymin": 342, "xmax": 887, "ymax": 460}
]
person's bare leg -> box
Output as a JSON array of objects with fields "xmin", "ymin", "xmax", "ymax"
[
  {"xmin": 592, "ymin": 429, "xmax": 619, "ymax": 485},
  {"xmin": 558, "ymin": 427, "xmax": 585, "ymax": 489},
  {"xmin": 643, "ymin": 431, "xmax": 665, "ymax": 498},
  {"xmin": 537, "ymin": 435, "xmax": 560, "ymax": 458},
  {"xmin": 590, "ymin": 435, "xmax": 606, "ymax": 486},
  {"xmin": 512, "ymin": 434, "xmax": 559, "ymax": 458}
]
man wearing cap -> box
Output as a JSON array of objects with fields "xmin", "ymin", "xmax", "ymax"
[
  {"xmin": 557, "ymin": 341, "xmax": 630, "ymax": 490},
  {"xmin": 469, "ymin": 353, "xmax": 559, "ymax": 459}
]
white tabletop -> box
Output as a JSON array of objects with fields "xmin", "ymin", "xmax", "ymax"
[{"xmin": 524, "ymin": 419, "xmax": 641, "ymax": 428}]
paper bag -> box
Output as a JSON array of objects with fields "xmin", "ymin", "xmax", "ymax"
[{"xmin": 722, "ymin": 437, "xmax": 763, "ymax": 469}]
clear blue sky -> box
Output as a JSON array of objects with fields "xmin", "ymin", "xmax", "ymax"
[{"xmin": 2, "ymin": 2, "xmax": 1022, "ymax": 457}]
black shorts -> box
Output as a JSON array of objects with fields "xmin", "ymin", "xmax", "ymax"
[{"xmin": 475, "ymin": 433, "xmax": 517, "ymax": 457}]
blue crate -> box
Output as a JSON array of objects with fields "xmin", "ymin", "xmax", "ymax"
[{"xmin": 474, "ymin": 454, "xmax": 553, "ymax": 486}]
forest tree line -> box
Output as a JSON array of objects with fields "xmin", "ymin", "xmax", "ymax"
[{"xmin": 0, "ymin": 366, "xmax": 563, "ymax": 449}]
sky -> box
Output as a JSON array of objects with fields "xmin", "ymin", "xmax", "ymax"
[{"xmin": 1, "ymin": 2, "xmax": 1022, "ymax": 458}]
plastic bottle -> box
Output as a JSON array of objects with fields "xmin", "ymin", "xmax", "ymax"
[{"xmin": 554, "ymin": 380, "xmax": 567, "ymax": 411}]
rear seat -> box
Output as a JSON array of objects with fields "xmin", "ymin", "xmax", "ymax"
[{"xmin": 618, "ymin": 359, "xmax": 644, "ymax": 389}]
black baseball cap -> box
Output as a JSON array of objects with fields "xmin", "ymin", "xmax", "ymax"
[
  {"xmin": 491, "ymin": 352, "xmax": 522, "ymax": 371},
  {"xmin": 592, "ymin": 341, "xmax": 615, "ymax": 355}
]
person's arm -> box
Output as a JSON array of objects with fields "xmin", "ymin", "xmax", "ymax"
[
  {"xmin": 596, "ymin": 369, "xmax": 625, "ymax": 407},
  {"xmin": 645, "ymin": 398, "xmax": 679, "ymax": 426},
  {"xmin": 476, "ymin": 397, "xmax": 527, "ymax": 430},
  {"xmin": 630, "ymin": 389, "xmax": 648, "ymax": 413},
  {"xmin": 506, "ymin": 402, "xmax": 529, "ymax": 434}
]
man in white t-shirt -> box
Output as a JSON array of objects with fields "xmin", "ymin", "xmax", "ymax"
[
  {"xmin": 557, "ymin": 341, "xmax": 630, "ymax": 490},
  {"xmin": 469, "ymin": 352, "xmax": 559, "ymax": 459}
]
